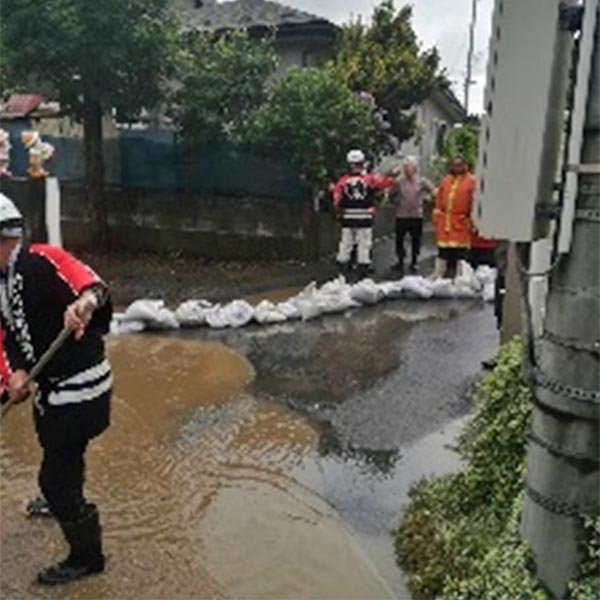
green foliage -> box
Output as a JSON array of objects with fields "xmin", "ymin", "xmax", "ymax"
[
  {"xmin": 244, "ymin": 68, "xmax": 375, "ymax": 188},
  {"xmin": 440, "ymin": 496, "xmax": 550, "ymax": 600},
  {"xmin": 429, "ymin": 124, "xmax": 480, "ymax": 182},
  {"xmin": 171, "ymin": 31, "xmax": 277, "ymax": 145},
  {"xmin": 570, "ymin": 516, "xmax": 600, "ymax": 600},
  {"xmin": 330, "ymin": 0, "xmax": 442, "ymax": 142},
  {"xmin": 395, "ymin": 338, "xmax": 534, "ymax": 599},
  {"xmin": 394, "ymin": 337, "xmax": 599, "ymax": 600},
  {"xmin": 1, "ymin": 0, "xmax": 176, "ymax": 117}
]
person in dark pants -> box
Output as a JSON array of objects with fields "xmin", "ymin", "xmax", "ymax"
[
  {"xmin": 389, "ymin": 157, "xmax": 435, "ymax": 275},
  {"xmin": 0, "ymin": 192, "xmax": 112, "ymax": 585}
]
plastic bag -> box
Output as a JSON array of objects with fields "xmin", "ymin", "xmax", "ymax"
[
  {"xmin": 122, "ymin": 299, "xmax": 179, "ymax": 330},
  {"xmin": 379, "ymin": 281, "xmax": 405, "ymax": 300},
  {"xmin": 293, "ymin": 282, "xmax": 324, "ymax": 321},
  {"xmin": 254, "ymin": 300, "xmax": 288, "ymax": 324},
  {"xmin": 204, "ymin": 305, "xmax": 230, "ymax": 329},
  {"xmin": 398, "ymin": 276, "xmax": 434, "ymax": 299},
  {"xmin": 483, "ymin": 282, "xmax": 496, "ymax": 303},
  {"xmin": 175, "ymin": 300, "xmax": 213, "ymax": 327},
  {"xmin": 223, "ymin": 300, "xmax": 255, "ymax": 328},
  {"xmin": 455, "ymin": 260, "xmax": 482, "ymax": 292},
  {"xmin": 110, "ymin": 316, "xmax": 146, "ymax": 335},
  {"xmin": 350, "ymin": 279, "xmax": 385, "ymax": 305},
  {"xmin": 430, "ymin": 278, "xmax": 456, "ymax": 298},
  {"xmin": 475, "ymin": 265, "xmax": 497, "ymax": 287},
  {"xmin": 317, "ymin": 277, "xmax": 360, "ymax": 314},
  {"xmin": 277, "ymin": 300, "xmax": 302, "ymax": 320}
]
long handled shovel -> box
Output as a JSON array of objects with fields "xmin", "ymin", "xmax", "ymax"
[{"xmin": 0, "ymin": 326, "xmax": 72, "ymax": 419}]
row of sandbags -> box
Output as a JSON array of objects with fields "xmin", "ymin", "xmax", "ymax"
[{"xmin": 110, "ymin": 263, "xmax": 497, "ymax": 335}]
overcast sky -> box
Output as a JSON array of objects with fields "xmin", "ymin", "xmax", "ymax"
[{"xmin": 280, "ymin": 0, "xmax": 495, "ymax": 113}]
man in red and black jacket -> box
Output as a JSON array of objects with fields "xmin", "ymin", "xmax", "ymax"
[
  {"xmin": 0, "ymin": 192, "xmax": 112, "ymax": 585},
  {"xmin": 332, "ymin": 149, "xmax": 395, "ymax": 280}
]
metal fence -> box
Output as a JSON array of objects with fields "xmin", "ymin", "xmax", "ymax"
[{"xmin": 2, "ymin": 123, "xmax": 308, "ymax": 202}]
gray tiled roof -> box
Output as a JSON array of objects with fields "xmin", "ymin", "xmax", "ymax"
[{"xmin": 176, "ymin": 0, "xmax": 333, "ymax": 31}]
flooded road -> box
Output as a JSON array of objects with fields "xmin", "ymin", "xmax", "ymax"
[{"xmin": 1, "ymin": 297, "xmax": 497, "ymax": 600}]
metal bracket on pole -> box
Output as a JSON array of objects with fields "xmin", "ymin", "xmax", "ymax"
[{"xmin": 558, "ymin": 0, "xmax": 598, "ymax": 254}]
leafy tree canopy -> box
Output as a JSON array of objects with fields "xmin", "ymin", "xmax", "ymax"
[
  {"xmin": 430, "ymin": 123, "xmax": 480, "ymax": 181},
  {"xmin": 330, "ymin": 0, "xmax": 443, "ymax": 142},
  {"xmin": 243, "ymin": 67, "xmax": 376, "ymax": 189},
  {"xmin": 170, "ymin": 31, "xmax": 277, "ymax": 145},
  {"xmin": 1, "ymin": 0, "xmax": 177, "ymax": 118}
]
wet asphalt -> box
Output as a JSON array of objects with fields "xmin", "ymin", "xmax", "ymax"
[{"xmin": 176, "ymin": 286, "xmax": 498, "ymax": 597}]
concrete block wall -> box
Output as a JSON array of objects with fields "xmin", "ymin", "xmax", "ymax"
[{"xmin": 1, "ymin": 178, "xmax": 397, "ymax": 261}]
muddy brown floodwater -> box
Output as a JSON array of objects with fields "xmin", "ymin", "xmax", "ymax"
[{"xmin": 1, "ymin": 335, "xmax": 394, "ymax": 600}]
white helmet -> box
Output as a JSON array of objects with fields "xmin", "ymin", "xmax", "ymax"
[
  {"xmin": 347, "ymin": 149, "xmax": 365, "ymax": 164},
  {"xmin": 0, "ymin": 193, "xmax": 23, "ymax": 238}
]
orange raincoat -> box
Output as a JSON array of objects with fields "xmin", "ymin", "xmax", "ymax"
[{"xmin": 433, "ymin": 172, "xmax": 475, "ymax": 248}]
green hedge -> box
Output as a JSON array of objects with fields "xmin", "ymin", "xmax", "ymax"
[{"xmin": 394, "ymin": 338, "xmax": 599, "ymax": 600}]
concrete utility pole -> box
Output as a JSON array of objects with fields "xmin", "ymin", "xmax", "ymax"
[
  {"xmin": 521, "ymin": 8, "xmax": 600, "ymax": 598},
  {"xmin": 464, "ymin": 0, "xmax": 478, "ymax": 114}
]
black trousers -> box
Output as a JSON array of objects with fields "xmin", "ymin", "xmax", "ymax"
[
  {"xmin": 396, "ymin": 218, "xmax": 423, "ymax": 266},
  {"xmin": 34, "ymin": 391, "xmax": 110, "ymax": 522},
  {"xmin": 469, "ymin": 247, "xmax": 496, "ymax": 269},
  {"xmin": 438, "ymin": 247, "xmax": 470, "ymax": 279}
]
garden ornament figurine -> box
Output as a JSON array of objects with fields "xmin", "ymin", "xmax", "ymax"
[
  {"xmin": 21, "ymin": 130, "xmax": 54, "ymax": 179},
  {"xmin": 0, "ymin": 129, "xmax": 11, "ymax": 177}
]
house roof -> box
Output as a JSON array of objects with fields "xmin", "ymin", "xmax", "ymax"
[
  {"xmin": 430, "ymin": 85, "xmax": 467, "ymax": 123},
  {"xmin": 1, "ymin": 94, "xmax": 44, "ymax": 119},
  {"xmin": 177, "ymin": 0, "xmax": 336, "ymax": 33}
]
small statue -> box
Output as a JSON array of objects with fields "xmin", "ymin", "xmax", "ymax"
[
  {"xmin": 0, "ymin": 129, "xmax": 11, "ymax": 177},
  {"xmin": 21, "ymin": 130, "xmax": 54, "ymax": 179}
]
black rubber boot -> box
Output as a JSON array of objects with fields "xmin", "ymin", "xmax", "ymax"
[
  {"xmin": 37, "ymin": 504, "xmax": 105, "ymax": 585},
  {"xmin": 26, "ymin": 495, "xmax": 53, "ymax": 519}
]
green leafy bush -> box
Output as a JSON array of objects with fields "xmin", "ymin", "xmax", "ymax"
[
  {"xmin": 243, "ymin": 68, "xmax": 375, "ymax": 189},
  {"xmin": 394, "ymin": 338, "xmax": 599, "ymax": 600}
]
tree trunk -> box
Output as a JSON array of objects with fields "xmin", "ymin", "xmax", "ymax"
[{"xmin": 82, "ymin": 95, "xmax": 108, "ymax": 247}]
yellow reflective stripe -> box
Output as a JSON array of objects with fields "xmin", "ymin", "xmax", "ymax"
[{"xmin": 445, "ymin": 176, "xmax": 461, "ymax": 232}]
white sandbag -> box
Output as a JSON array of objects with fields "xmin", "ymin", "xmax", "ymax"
[
  {"xmin": 222, "ymin": 300, "xmax": 255, "ymax": 328},
  {"xmin": 110, "ymin": 319, "xmax": 146, "ymax": 335},
  {"xmin": 175, "ymin": 300, "xmax": 213, "ymax": 327},
  {"xmin": 297, "ymin": 299, "xmax": 322, "ymax": 321},
  {"xmin": 475, "ymin": 265, "xmax": 498, "ymax": 286},
  {"xmin": 319, "ymin": 290, "xmax": 360, "ymax": 314},
  {"xmin": 205, "ymin": 305, "xmax": 230, "ymax": 329},
  {"xmin": 254, "ymin": 300, "xmax": 287, "ymax": 324},
  {"xmin": 122, "ymin": 299, "xmax": 179, "ymax": 330},
  {"xmin": 455, "ymin": 260, "xmax": 482, "ymax": 292},
  {"xmin": 277, "ymin": 300, "xmax": 302, "ymax": 320},
  {"xmin": 147, "ymin": 308, "xmax": 179, "ymax": 330},
  {"xmin": 430, "ymin": 278, "xmax": 456, "ymax": 298},
  {"xmin": 453, "ymin": 283, "xmax": 479, "ymax": 299},
  {"xmin": 379, "ymin": 281, "xmax": 405, "ymax": 300},
  {"xmin": 122, "ymin": 299, "xmax": 164, "ymax": 322},
  {"xmin": 399, "ymin": 276, "xmax": 434, "ymax": 299},
  {"xmin": 293, "ymin": 282, "xmax": 324, "ymax": 321},
  {"xmin": 350, "ymin": 279, "xmax": 385, "ymax": 305},
  {"xmin": 319, "ymin": 276, "xmax": 348, "ymax": 296},
  {"xmin": 316, "ymin": 277, "xmax": 360, "ymax": 314},
  {"xmin": 483, "ymin": 282, "xmax": 496, "ymax": 303}
]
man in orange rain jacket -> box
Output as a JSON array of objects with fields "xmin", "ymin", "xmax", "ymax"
[{"xmin": 432, "ymin": 156, "xmax": 476, "ymax": 279}]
